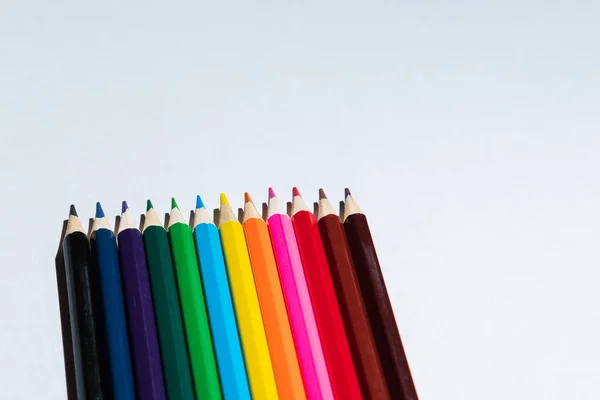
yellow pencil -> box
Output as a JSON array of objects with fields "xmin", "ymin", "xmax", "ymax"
[{"xmin": 218, "ymin": 193, "xmax": 279, "ymax": 400}]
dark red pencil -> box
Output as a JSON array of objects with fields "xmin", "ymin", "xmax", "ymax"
[
  {"xmin": 343, "ymin": 189, "xmax": 418, "ymax": 400},
  {"xmin": 316, "ymin": 189, "xmax": 390, "ymax": 400},
  {"xmin": 290, "ymin": 188, "xmax": 361, "ymax": 400}
]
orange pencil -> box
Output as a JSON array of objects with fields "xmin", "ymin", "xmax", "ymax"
[{"xmin": 242, "ymin": 193, "xmax": 307, "ymax": 400}]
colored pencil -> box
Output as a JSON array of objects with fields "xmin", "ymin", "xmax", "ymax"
[
  {"xmin": 117, "ymin": 201, "xmax": 166, "ymax": 400},
  {"xmin": 143, "ymin": 200, "xmax": 195, "ymax": 400},
  {"xmin": 91, "ymin": 203, "xmax": 135, "ymax": 400},
  {"xmin": 290, "ymin": 188, "xmax": 362, "ymax": 400},
  {"xmin": 218, "ymin": 193, "xmax": 279, "ymax": 400},
  {"xmin": 343, "ymin": 189, "xmax": 418, "ymax": 400},
  {"xmin": 242, "ymin": 193, "xmax": 306, "ymax": 400},
  {"xmin": 317, "ymin": 189, "xmax": 390, "ymax": 400},
  {"xmin": 168, "ymin": 198, "xmax": 222, "ymax": 400},
  {"xmin": 192, "ymin": 195, "xmax": 251, "ymax": 400},
  {"xmin": 63, "ymin": 205, "xmax": 106, "ymax": 399},
  {"xmin": 266, "ymin": 188, "xmax": 334, "ymax": 400}
]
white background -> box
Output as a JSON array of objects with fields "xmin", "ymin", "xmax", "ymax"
[{"xmin": 1, "ymin": 1, "xmax": 599, "ymax": 399}]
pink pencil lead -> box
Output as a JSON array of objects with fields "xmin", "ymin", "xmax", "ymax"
[{"xmin": 268, "ymin": 187, "xmax": 277, "ymax": 199}]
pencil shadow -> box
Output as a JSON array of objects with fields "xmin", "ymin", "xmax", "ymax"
[
  {"xmin": 339, "ymin": 201, "xmax": 345, "ymax": 221},
  {"xmin": 164, "ymin": 213, "xmax": 170, "ymax": 229},
  {"xmin": 286, "ymin": 201, "xmax": 292, "ymax": 217},
  {"xmin": 114, "ymin": 216, "xmax": 121, "ymax": 234},
  {"xmin": 55, "ymin": 220, "xmax": 77, "ymax": 400},
  {"xmin": 213, "ymin": 209, "xmax": 220, "ymax": 226},
  {"xmin": 139, "ymin": 215, "xmax": 145, "ymax": 231},
  {"xmin": 189, "ymin": 210, "xmax": 195, "ymax": 229},
  {"xmin": 262, "ymin": 203, "xmax": 268, "ymax": 221},
  {"xmin": 237, "ymin": 208, "xmax": 243, "ymax": 224}
]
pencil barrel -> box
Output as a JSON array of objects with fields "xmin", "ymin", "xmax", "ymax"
[
  {"xmin": 344, "ymin": 213, "xmax": 418, "ymax": 400},
  {"xmin": 143, "ymin": 226, "xmax": 195, "ymax": 400},
  {"xmin": 318, "ymin": 214, "xmax": 390, "ymax": 400},
  {"xmin": 169, "ymin": 222, "xmax": 222, "ymax": 400},
  {"xmin": 63, "ymin": 232, "xmax": 106, "ymax": 399}
]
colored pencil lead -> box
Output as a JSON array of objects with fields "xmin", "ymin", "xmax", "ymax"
[
  {"xmin": 220, "ymin": 193, "xmax": 230, "ymax": 206},
  {"xmin": 196, "ymin": 195, "xmax": 205, "ymax": 209},
  {"xmin": 146, "ymin": 199, "xmax": 153, "ymax": 211},
  {"xmin": 268, "ymin": 187, "xmax": 276, "ymax": 199},
  {"xmin": 95, "ymin": 202, "xmax": 105, "ymax": 218},
  {"xmin": 318, "ymin": 188, "xmax": 327, "ymax": 200},
  {"xmin": 292, "ymin": 187, "xmax": 301, "ymax": 197},
  {"xmin": 69, "ymin": 204, "xmax": 78, "ymax": 217},
  {"xmin": 121, "ymin": 201, "xmax": 129, "ymax": 213},
  {"xmin": 171, "ymin": 197, "xmax": 178, "ymax": 210},
  {"xmin": 244, "ymin": 192, "xmax": 252, "ymax": 204},
  {"xmin": 344, "ymin": 188, "xmax": 351, "ymax": 198}
]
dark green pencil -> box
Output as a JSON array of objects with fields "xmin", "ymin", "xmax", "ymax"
[{"xmin": 142, "ymin": 200, "xmax": 195, "ymax": 399}]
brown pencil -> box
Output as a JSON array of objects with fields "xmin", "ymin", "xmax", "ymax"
[
  {"xmin": 342, "ymin": 188, "xmax": 418, "ymax": 400},
  {"xmin": 316, "ymin": 189, "xmax": 390, "ymax": 400}
]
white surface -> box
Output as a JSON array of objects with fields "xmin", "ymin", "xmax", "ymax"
[{"xmin": 1, "ymin": 1, "xmax": 599, "ymax": 399}]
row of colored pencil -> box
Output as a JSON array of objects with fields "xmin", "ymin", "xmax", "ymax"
[{"xmin": 56, "ymin": 188, "xmax": 418, "ymax": 400}]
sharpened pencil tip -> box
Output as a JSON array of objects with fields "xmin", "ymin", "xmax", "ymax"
[
  {"xmin": 69, "ymin": 204, "xmax": 78, "ymax": 217},
  {"xmin": 268, "ymin": 187, "xmax": 276, "ymax": 199},
  {"xmin": 146, "ymin": 199, "xmax": 153, "ymax": 211},
  {"xmin": 95, "ymin": 202, "xmax": 105, "ymax": 218},
  {"xmin": 121, "ymin": 201, "xmax": 129, "ymax": 213},
  {"xmin": 344, "ymin": 188, "xmax": 351, "ymax": 197},
  {"xmin": 292, "ymin": 187, "xmax": 301, "ymax": 197},
  {"xmin": 196, "ymin": 195, "xmax": 204, "ymax": 209},
  {"xmin": 244, "ymin": 192, "xmax": 252, "ymax": 203},
  {"xmin": 319, "ymin": 188, "xmax": 327, "ymax": 200},
  {"xmin": 171, "ymin": 198, "xmax": 178, "ymax": 210},
  {"xmin": 220, "ymin": 193, "xmax": 229, "ymax": 206}
]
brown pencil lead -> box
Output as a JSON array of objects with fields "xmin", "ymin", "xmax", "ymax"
[
  {"xmin": 344, "ymin": 188, "xmax": 351, "ymax": 198},
  {"xmin": 319, "ymin": 188, "xmax": 327, "ymax": 200}
]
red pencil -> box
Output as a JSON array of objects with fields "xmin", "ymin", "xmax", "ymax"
[{"xmin": 290, "ymin": 188, "xmax": 362, "ymax": 400}]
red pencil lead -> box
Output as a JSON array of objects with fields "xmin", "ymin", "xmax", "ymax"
[{"xmin": 292, "ymin": 187, "xmax": 301, "ymax": 197}]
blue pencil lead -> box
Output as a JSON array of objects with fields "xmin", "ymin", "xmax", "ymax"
[
  {"xmin": 196, "ymin": 195, "xmax": 205, "ymax": 209},
  {"xmin": 96, "ymin": 202, "xmax": 105, "ymax": 218}
]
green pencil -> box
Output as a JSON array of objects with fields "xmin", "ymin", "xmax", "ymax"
[
  {"xmin": 143, "ymin": 200, "xmax": 195, "ymax": 399},
  {"xmin": 167, "ymin": 198, "xmax": 222, "ymax": 400}
]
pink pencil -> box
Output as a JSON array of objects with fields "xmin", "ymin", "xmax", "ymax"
[{"xmin": 266, "ymin": 188, "xmax": 334, "ymax": 400}]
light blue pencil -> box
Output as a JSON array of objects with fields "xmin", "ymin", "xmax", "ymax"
[{"xmin": 192, "ymin": 195, "xmax": 251, "ymax": 400}]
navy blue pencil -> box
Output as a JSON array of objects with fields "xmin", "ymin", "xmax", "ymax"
[{"xmin": 91, "ymin": 203, "xmax": 136, "ymax": 400}]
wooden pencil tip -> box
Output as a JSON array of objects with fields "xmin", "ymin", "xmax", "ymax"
[
  {"xmin": 121, "ymin": 201, "xmax": 129, "ymax": 213},
  {"xmin": 344, "ymin": 188, "xmax": 351, "ymax": 197},
  {"xmin": 292, "ymin": 187, "xmax": 301, "ymax": 197},
  {"xmin": 95, "ymin": 202, "xmax": 105, "ymax": 218},
  {"xmin": 244, "ymin": 192, "xmax": 253, "ymax": 203},
  {"xmin": 69, "ymin": 204, "xmax": 78, "ymax": 217},
  {"xmin": 146, "ymin": 199, "xmax": 153, "ymax": 211},
  {"xmin": 171, "ymin": 197, "xmax": 178, "ymax": 210},
  {"xmin": 319, "ymin": 188, "xmax": 327, "ymax": 200},
  {"xmin": 220, "ymin": 193, "xmax": 230, "ymax": 206},
  {"xmin": 268, "ymin": 187, "xmax": 276, "ymax": 199}
]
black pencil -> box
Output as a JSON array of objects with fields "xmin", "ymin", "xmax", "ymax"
[
  {"xmin": 63, "ymin": 205, "xmax": 106, "ymax": 399},
  {"xmin": 342, "ymin": 189, "xmax": 418, "ymax": 400}
]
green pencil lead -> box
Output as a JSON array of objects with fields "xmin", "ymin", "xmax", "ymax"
[
  {"xmin": 146, "ymin": 199, "xmax": 154, "ymax": 212},
  {"xmin": 171, "ymin": 197, "xmax": 179, "ymax": 210}
]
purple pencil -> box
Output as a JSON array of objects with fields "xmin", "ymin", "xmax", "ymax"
[{"xmin": 117, "ymin": 201, "xmax": 166, "ymax": 400}]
